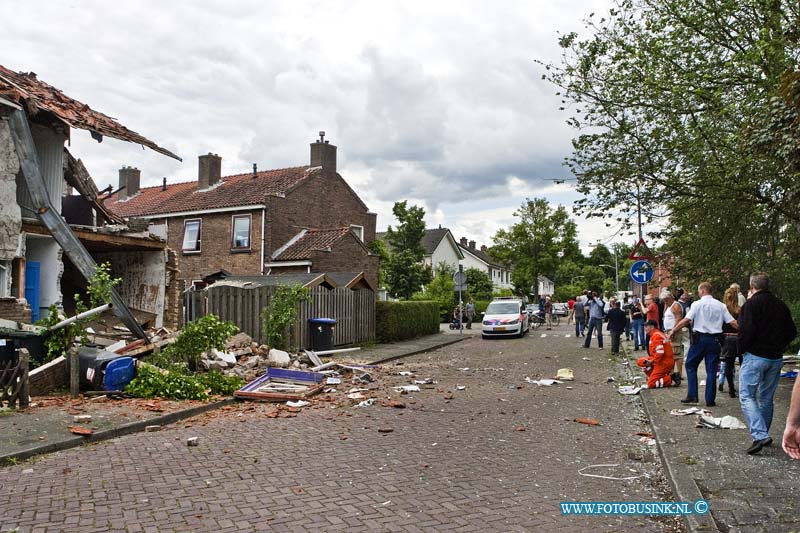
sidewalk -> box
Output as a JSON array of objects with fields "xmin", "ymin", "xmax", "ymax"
[
  {"xmin": 627, "ymin": 340, "xmax": 800, "ymax": 532},
  {"xmin": 0, "ymin": 332, "xmax": 465, "ymax": 464}
]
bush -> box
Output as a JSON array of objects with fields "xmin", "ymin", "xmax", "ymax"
[
  {"xmin": 125, "ymin": 366, "xmax": 243, "ymax": 401},
  {"xmin": 474, "ymin": 300, "xmax": 490, "ymax": 322},
  {"xmin": 155, "ymin": 314, "xmax": 238, "ymax": 371},
  {"xmin": 376, "ymin": 301, "xmax": 440, "ymax": 342}
]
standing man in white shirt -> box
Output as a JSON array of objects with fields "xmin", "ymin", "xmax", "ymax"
[{"xmin": 670, "ymin": 282, "xmax": 738, "ymax": 407}]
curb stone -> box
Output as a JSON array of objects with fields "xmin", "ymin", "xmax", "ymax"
[
  {"xmin": 621, "ymin": 343, "xmax": 720, "ymax": 532},
  {"xmin": 368, "ymin": 336, "xmax": 467, "ymax": 365},
  {"xmin": 0, "ymin": 397, "xmax": 235, "ymax": 465}
]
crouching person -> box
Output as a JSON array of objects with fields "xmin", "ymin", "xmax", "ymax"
[{"xmin": 637, "ymin": 319, "xmax": 682, "ymax": 388}]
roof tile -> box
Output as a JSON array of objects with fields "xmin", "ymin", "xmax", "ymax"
[
  {"xmin": 104, "ymin": 166, "xmax": 318, "ymax": 217},
  {"xmin": 0, "ymin": 64, "xmax": 179, "ymax": 160},
  {"xmin": 274, "ymin": 228, "xmax": 353, "ymax": 260}
]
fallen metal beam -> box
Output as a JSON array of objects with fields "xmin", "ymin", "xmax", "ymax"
[
  {"xmin": 48, "ymin": 303, "xmax": 112, "ymax": 332},
  {"xmin": 8, "ymin": 109, "xmax": 148, "ymax": 341}
]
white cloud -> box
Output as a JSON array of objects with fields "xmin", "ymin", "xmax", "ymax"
[{"xmin": 1, "ymin": 0, "xmax": 618, "ymax": 250}]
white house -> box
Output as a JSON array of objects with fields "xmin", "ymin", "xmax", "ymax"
[
  {"xmin": 537, "ymin": 275, "xmax": 555, "ymax": 296},
  {"xmin": 421, "ymin": 227, "xmax": 463, "ymax": 274},
  {"xmin": 457, "ymin": 237, "xmax": 513, "ymax": 290}
]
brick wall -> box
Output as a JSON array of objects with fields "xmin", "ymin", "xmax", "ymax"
[
  {"xmin": 164, "ymin": 248, "xmax": 180, "ymax": 329},
  {"xmin": 28, "ymin": 356, "xmax": 67, "ymax": 396},
  {"xmin": 0, "ymin": 297, "xmax": 31, "ymax": 323},
  {"xmin": 164, "ymin": 209, "xmax": 264, "ymax": 284},
  {"xmin": 311, "ymin": 234, "xmax": 379, "ymax": 289},
  {"xmin": 164, "ymin": 169, "xmax": 378, "ymax": 289},
  {"xmin": 265, "ymin": 170, "xmax": 377, "ymax": 255}
]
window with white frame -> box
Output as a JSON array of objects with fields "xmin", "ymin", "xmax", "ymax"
[
  {"xmin": 350, "ymin": 224, "xmax": 364, "ymax": 241},
  {"xmin": 231, "ymin": 214, "xmax": 251, "ymax": 250},
  {"xmin": 182, "ymin": 219, "xmax": 202, "ymax": 252}
]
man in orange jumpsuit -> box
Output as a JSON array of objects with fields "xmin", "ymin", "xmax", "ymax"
[{"xmin": 637, "ymin": 320, "xmax": 682, "ymax": 388}]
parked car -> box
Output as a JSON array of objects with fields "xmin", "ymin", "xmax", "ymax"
[
  {"xmin": 552, "ymin": 302, "xmax": 568, "ymax": 316},
  {"xmin": 482, "ymin": 298, "xmax": 529, "ymax": 339}
]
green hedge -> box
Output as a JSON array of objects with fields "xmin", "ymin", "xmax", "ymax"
[{"xmin": 376, "ymin": 301, "xmax": 440, "ymax": 342}]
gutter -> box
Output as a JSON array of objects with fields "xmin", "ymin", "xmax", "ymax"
[{"xmin": 260, "ymin": 206, "xmax": 266, "ymax": 275}]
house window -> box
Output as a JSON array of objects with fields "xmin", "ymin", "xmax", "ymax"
[
  {"xmin": 231, "ymin": 214, "xmax": 251, "ymax": 250},
  {"xmin": 182, "ymin": 219, "xmax": 202, "ymax": 252},
  {"xmin": 350, "ymin": 224, "xmax": 364, "ymax": 241}
]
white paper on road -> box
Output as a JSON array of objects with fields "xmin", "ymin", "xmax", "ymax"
[
  {"xmin": 670, "ymin": 407, "xmax": 709, "ymax": 416},
  {"xmin": 286, "ymin": 400, "xmax": 310, "ymax": 408},
  {"xmin": 395, "ymin": 385, "xmax": 420, "ymax": 392},
  {"xmin": 525, "ymin": 377, "xmax": 562, "ymax": 386},
  {"xmin": 354, "ymin": 399, "xmax": 375, "ymax": 408},
  {"xmin": 555, "ymin": 368, "xmax": 574, "ymax": 381},
  {"xmin": 456, "ymin": 385, "xmax": 466, "ymax": 390},
  {"xmin": 540, "ymin": 334, "xmax": 547, "ymax": 338},
  {"xmin": 618, "ymin": 385, "xmax": 642, "ymax": 395}
]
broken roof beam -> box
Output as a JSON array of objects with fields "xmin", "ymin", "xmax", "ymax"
[
  {"xmin": 7, "ymin": 108, "xmax": 149, "ymax": 341},
  {"xmin": 64, "ymin": 149, "xmax": 126, "ymax": 225}
]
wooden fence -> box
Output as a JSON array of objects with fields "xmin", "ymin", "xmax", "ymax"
[
  {"xmin": 201, "ymin": 284, "xmax": 375, "ymax": 348},
  {"xmin": 0, "ymin": 348, "xmax": 29, "ymax": 409}
]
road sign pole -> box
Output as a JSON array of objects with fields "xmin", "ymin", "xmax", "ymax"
[{"xmin": 458, "ymin": 265, "xmax": 463, "ymax": 335}]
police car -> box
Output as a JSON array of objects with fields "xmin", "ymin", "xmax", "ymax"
[{"xmin": 481, "ymin": 297, "xmax": 529, "ymax": 339}]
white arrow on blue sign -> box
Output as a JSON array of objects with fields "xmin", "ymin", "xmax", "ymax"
[{"xmin": 629, "ymin": 260, "xmax": 654, "ymax": 284}]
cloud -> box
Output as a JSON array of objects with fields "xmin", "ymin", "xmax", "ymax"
[{"xmin": 0, "ymin": 0, "xmax": 614, "ymax": 250}]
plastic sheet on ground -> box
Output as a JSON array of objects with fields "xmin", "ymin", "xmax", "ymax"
[
  {"xmin": 698, "ymin": 414, "xmax": 747, "ymax": 429},
  {"xmin": 618, "ymin": 385, "xmax": 642, "ymax": 395}
]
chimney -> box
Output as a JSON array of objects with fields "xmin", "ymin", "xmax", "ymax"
[
  {"xmin": 118, "ymin": 166, "xmax": 140, "ymax": 201},
  {"xmin": 481, "ymin": 245, "xmax": 488, "ymax": 252},
  {"xmin": 161, "ymin": 177, "xmax": 167, "ymax": 191},
  {"xmin": 459, "ymin": 237, "xmax": 468, "ymax": 247},
  {"xmin": 469, "ymin": 240, "xmax": 476, "ymax": 249},
  {"xmin": 198, "ymin": 153, "xmax": 222, "ymax": 190},
  {"xmin": 310, "ymin": 131, "xmax": 337, "ymax": 171}
]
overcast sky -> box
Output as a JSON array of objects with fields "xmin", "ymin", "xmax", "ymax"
[{"xmin": 2, "ymin": 0, "xmax": 620, "ymax": 252}]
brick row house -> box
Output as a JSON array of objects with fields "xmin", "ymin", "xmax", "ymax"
[{"xmin": 104, "ymin": 135, "xmax": 379, "ymax": 320}]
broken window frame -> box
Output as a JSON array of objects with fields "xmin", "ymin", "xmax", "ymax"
[
  {"xmin": 231, "ymin": 214, "xmax": 251, "ymax": 251},
  {"xmin": 182, "ymin": 218, "xmax": 202, "ymax": 253}
]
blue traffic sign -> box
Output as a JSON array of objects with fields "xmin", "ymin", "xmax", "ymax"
[{"xmin": 629, "ymin": 260, "xmax": 654, "ymax": 284}]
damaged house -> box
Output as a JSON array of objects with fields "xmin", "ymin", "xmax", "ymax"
[
  {"xmin": 103, "ymin": 133, "xmax": 379, "ymax": 323},
  {"xmin": 0, "ymin": 65, "xmax": 180, "ymax": 331}
]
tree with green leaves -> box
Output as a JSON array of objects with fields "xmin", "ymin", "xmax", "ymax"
[
  {"xmin": 465, "ymin": 267, "xmax": 493, "ymax": 301},
  {"xmin": 384, "ymin": 201, "xmax": 431, "ymax": 299},
  {"xmin": 492, "ymin": 198, "xmax": 580, "ymax": 296},
  {"xmin": 544, "ymin": 1, "xmax": 800, "ymax": 236}
]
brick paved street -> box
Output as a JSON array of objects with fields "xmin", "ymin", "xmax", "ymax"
[{"xmin": 0, "ymin": 325, "xmax": 682, "ymax": 532}]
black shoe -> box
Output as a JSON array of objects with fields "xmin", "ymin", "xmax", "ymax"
[
  {"xmin": 706, "ymin": 402, "xmax": 716, "ymax": 407},
  {"xmin": 719, "ymin": 383, "xmax": 724, "ymax": 392},
  {"xmin": 729, "ymin": 390, "xmax": 737, "ymax": 398},
  {"xmin": 680, "ymin": 397, "xmax": 699, "ymax": 404},
  {"xmin": 671, "ymin": 372, "xmax": 681, "ymax": 387},
  {"xmin": 746, "ymin": 438, "xmax": 772, "ymax": 455}
]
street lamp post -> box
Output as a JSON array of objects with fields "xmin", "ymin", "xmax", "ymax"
[{"xmin": 599, "ymin": 263, "xmax": 619, "ymax": 293}]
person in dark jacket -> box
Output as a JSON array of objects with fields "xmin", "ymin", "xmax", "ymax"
[
  {"xmin": 606, "ymin": 300, "xmax": 627, "ymax": 355},
  {"xmin": 737, "ymin": 272, "xmax": 797, "ymax": 455}
]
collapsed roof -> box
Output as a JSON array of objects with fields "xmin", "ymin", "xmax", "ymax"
[{"xmin": 0, "ymin": 64, "xmax": 180, "ymax": 161}]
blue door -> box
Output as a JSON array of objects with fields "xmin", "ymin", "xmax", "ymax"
[{"xmin": 25, "ymin": 261, "xmax": 41, "ymax": 323}]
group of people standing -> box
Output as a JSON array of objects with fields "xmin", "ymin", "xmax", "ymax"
[{"xmin": 635, "ymin": 274, "xmax": 797, "ymax": 456}]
